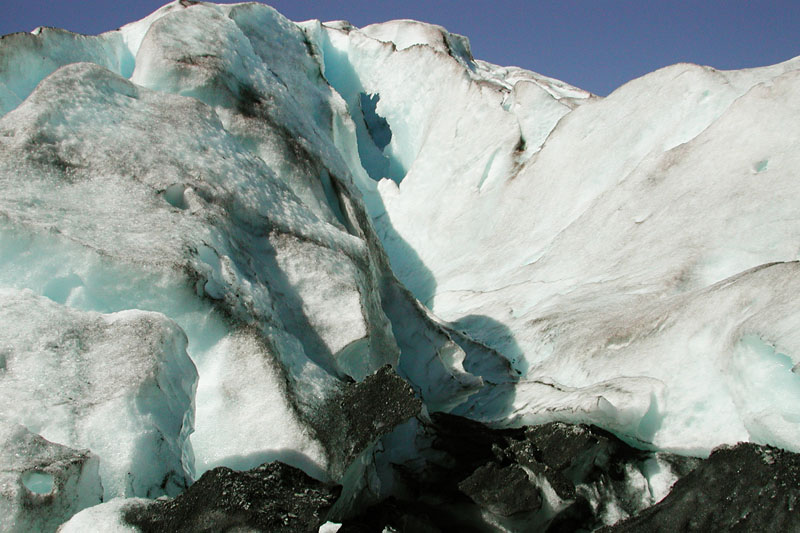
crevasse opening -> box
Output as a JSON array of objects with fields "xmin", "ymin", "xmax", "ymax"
[
  {"xmin": 314, "ymin": 28, "xmax": 407, "ymax": 184},
  {"xmin": 360, "ymin": 92, "xmax": 392, "ymax": 150},
  {"xmin": 355, "ymin": 91, "xmax": 399, "ymax": 182}
]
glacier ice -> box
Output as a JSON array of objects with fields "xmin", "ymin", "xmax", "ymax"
[
  {"xmin": 0, "ymin": 0, "xmax": 799, "ymax": 530},
  {"xmin": 0, "ymin": 1, "xmax": 506, "ymax": 522},
  {"xmin": 0, "ymin": 288, "xmax": 195, "ymax": 499},
  {"xmin": 57, "ymin": 498, "xmax": 147, "ymax": 533},
  {"xmin": 335, "ymin": 25, "xmax": 800, "ymax": 454},
  {"xmin": 0, "ymin": 422, "xmax": 102, "ymax": 533}
]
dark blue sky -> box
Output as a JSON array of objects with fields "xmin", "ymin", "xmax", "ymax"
[{"xmin": 2, "ymin": 1, "xmax": 798, "ymax": 96}]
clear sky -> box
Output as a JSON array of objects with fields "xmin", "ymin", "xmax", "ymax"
[{"xmin": 1, "ymin": 1, "xmax": 798, "ymax": 96}]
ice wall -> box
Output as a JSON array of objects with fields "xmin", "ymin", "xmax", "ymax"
[
  {"xmin": 306, "ymin": 17, "xmax": 800, "ymax": 456},
  {"xmin": 0, "ymin": 3, "xmax": 516, "ymax": 528},
  {"xmin": 1, "ymin": 1, "xmax": 799, "ymax": 529}
]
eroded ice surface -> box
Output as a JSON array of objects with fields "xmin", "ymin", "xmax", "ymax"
[
  {"xmin": 0, "ymin": 422, "xmax": 102, "ymax": 532},
  {"xmin": 0, "ymin": 288, "xmax": 195, "ymax": 498},
  {"xmin": 0, "ymin": 2, "xmax": 510, "ymax": 527},
  {"xmin": 316, "ymin": 19, "xmax": 800, "ymax": 454},
  {"xmin": 57, "ymin": 498, "xmax": 147, "ymax": 533},
  {"xmin": 0, "ymin": 1, "xmax": 799, "ymax": 529}
]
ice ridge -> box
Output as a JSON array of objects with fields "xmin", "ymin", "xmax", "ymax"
[{"xmin": 0, "ymin": 1, "xmax": 798, "ymax": 531}]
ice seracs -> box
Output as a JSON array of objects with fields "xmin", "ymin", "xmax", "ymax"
[
  {"xmin": 0, "ymin": 2, "xmax": 507, "ymax": 527},
  {"xmin": 0, "ymin": 1, "xmax": 799, "ymax": 530},
  {"xmin": 0, "ymin": 288, "xmax": 195, "ymax": 498}
]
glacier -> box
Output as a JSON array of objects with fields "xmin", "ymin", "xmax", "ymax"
[{"xmin": 0, "ymin": 1, "xmax": 798, "ymax": 531}]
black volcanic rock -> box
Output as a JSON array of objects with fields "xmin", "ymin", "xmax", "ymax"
[
  {"xmin": 315, "ymin": 365, "xmax": 423, "ymax": 477},
  {"xmin": 458, "ymin": 463, "xmax": 542, "ymax": 516},
  {"xmin": 338, "ymin": 498, "xmax": 444, "ymax": 533},
  {"xmin": 342, "ymin": 414, "xmax": 700, "ymax": 532},
  {"xmin": 124, "ymin": 461, "xmax": 341, "ymax": 533},
  {"xmin": 605, "ymin": 443, "xmax": 800, "ymax": 532}
]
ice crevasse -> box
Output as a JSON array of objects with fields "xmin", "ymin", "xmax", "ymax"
[{"xmin": 0, "ymin": 0, "xmax": 798, "ymax": 530}]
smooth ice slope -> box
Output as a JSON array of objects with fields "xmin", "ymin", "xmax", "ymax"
[
  {"xmin": 312, "ymin": 19, "xmax": 800, "ymax": 454},
  {"xmin": 303, "ymin": 18, "xmax": 592, "ymax": 302}
]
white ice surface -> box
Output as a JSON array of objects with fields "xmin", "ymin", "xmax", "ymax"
[
  {"xmin": 57, "ymin": 498, "xmax": 148, "ymax": 533},
  {"xmin": 0, "ymin": 288, "xmax": 196, "ymax": 499},
  {"xmin": 0, "ymin": 422, "xmax": 102, "ymax": 533},
  {"xmin": 640, "ymin": 455, "xmax": 682, "ymax": 504},
  {"xmin": 1, "ymin": 4, "xmax": 800, "ymax": 530},
  {"xmin": 0, "ymin": 65, "xmax": 334, "ymax": 479},
  {"xmin": 320, "ymin": 19, "xmax": 800, "ymax": 454},
  {"xmin": 192, "ymin": 330, "xmax": 328, "ymax": 479},
  {"xmin": 0, "ymin": 1, "xmax": 483, "ymax": 504}
]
